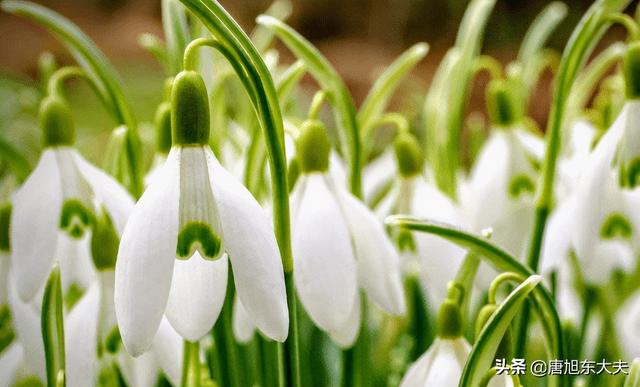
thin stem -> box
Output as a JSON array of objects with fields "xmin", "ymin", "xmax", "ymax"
[
  {"xmin": 488, "ymin": 272, "xmax": 526, "ymax": 304},
  {"xmin": 604, "ymin": 13, "xmax": 640, "ymax": 40},
  {"xmin": 308, "ymin": 90, "xmax": 328, "ymax": 120},
  {"xmin": 181, "ymin": 340, "xmax": 201, "ymax": 387},
  {"xmin": 472, "ymin": 55, "xmax": 503, "ymax": 80}
]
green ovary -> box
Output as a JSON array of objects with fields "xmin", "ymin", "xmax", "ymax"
[
  {"xmin": 59, "ymin": 199, "xmax": 94, "ymax": 238},
  {"xmin": 177, "ymin": 221, "xmax": 223, "ymax": 260}
]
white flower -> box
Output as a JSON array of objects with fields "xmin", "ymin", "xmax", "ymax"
[
  {"xmin": 291, "ymin": 171, "xmax": 405, "ymax": 347},
  {"xmin": 10, "ymin": 147, "xmax": 135, "ymax": 301},
  {"xmin": 377, "ymin": 174, "xmax": 467, "ymax": 307},
  {"xmin": 570, "ymin": 101, "xmax": 640, "ymax": 284},
  {"xmin": 115, "ymin": 145, "xmax": 289, "ymax": 355},
  {"xmin": 399, "ymin": 337, "xmax": 470, "ymax": 387},
  {"xmin": 461, "ymin": 127, "xmax": 540, "ymax": 287}
]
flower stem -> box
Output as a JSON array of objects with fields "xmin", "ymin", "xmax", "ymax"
[
  {"xmin": 42, "ymin": 265, "xmax": 65, "ymax": 387},
  {"xmin": 282, "ymin": 271, "xmax": 301, "ymax": 387},
  {"xmin": 181, "ymin": 340, "xmax": 201, "ymax": 387}
]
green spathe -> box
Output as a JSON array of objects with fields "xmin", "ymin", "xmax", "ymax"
[
  {"xmin": 486, "ymin": 79, "xmax": 523, "ymax": 128},
  {"xmin": 39, "ymin": 96, "xmax": 75, "ymax": 147},
  {"xmin": 172, "ymin": 71, "xmax": 210, "ymax": 146},
  {"xmin": 394, "ymin": 132, "xmax": 424, "ymax": 177},
  {"xmin": 624, "ymin": 42, "xmax": 640, "ymax": 99},
  {"xmin": 91, "ymin": 207, "xmax": 120, "ymax": 270},
  {"xmin": 436, "ymin": 299, "xmax": 463, "ymax": 338},
  {"xmin": 176, "ymin": 221, "xmax": 223, "ymax": 260},
  {"xmin": 296, "ymin": 120, "xmax": 331, "ymax": 173}
]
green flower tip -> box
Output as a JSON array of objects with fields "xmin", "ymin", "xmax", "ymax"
[
  {"xmin": 91, "ymin": 207, "xmax": 120, "ymax": 270},
  {"xmin": 394, "ymin": 132, "xmax": 424, "ymax": 177},
  {"xmin": 600, "ymin": 212, "xmax": 633, "ymax": 240},
  {"xmin": 624, "ymin": 42, "xmax": 640, "ymax": 100},
  {"xmin": 296, "ymin": 119, "xmax": 331, "ymax": 173},
  {"xmin": 436, "ymin": 299, "xmax": 463, "ymax": 338},
  {"xmin": 0, "ymin": 203, "xmax": 11, "ymax": 252},
  {"xmin": 171, "ymin": 71, "xmax": 210, "ymax": 146},
  {"xmin": 39, "ymin": 95, "xmax": 75, "ymax": 147},
  {"xmin": 177, "ymin": 222, "xmax": 223, "ymax": 261},
  {"xmin": 59, "ymin": 199, "xmax": 94, "ymax": 239},
  {"xmin": 155, "ymin": 102, "xmax": 172, "ymax": 154},
  {"xmin": 486, "ymin": 79, "xmax": 523, "ymax": 128}
]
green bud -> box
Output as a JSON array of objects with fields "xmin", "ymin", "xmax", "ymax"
[
  {"xmin": 0, "ymin": 203, "xmax": 10, "ymax": 252},
  {"xmin": 486, "ymin": 79, "xmax": 522, "ymax": 128},
  {"xmin": 436, "ymin": 299, "xmax": 462, "ymax": 338},
  {"xmin": 394, "ymin": 132, "xmax": 424, "ymax": 177},
  {"xmin": 624, "ymin": 42, "xmax": 640, "ymax": 100},
  {"xmin": 91, "ymin": 207, "xmax": 120, "ymax": 270},
  {"xmin": 155, "ymin": 102, "xmax": 172, "ymax": 155},
  {"xmin": 171, "ymin": 71, "xmax": 210, "ymax": 146},
  {"xmin": 475, "ymin": 304, "xmax": 512, "ymax": 359},
  {"xmin": 296, "ymin": 120, "xmax": 331, "ymax": 173},
  {"xmin": 14, "ymin": 376, "xmax": 45, "ymax": 387},
  {"xmin": 39, "ymin": 96, "xmax": 75, "ymax": 147}
]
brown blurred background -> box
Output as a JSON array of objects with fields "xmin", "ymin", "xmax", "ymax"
[{"xmin": 0, "ymin": 0, "xmax": 638, "ymax": 129}]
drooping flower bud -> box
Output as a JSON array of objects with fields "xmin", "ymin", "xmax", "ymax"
[
  {"xmin": 155, "ymin": 102, "xmax": 172, "ymax": 155},
  {"xmin": 39, "ymin": 95, "xmax": 75, "ymax": 147},
  {"xmin": 171, "ymin": 71, "xmax": 210, "ymax": 146},
  {"xmin": 436, "ymin": 298, "xmax": 463, "ymax": 339},
  {"xmin": 295, "ymin": 119, "xmax": 331, "ymax": 173}
]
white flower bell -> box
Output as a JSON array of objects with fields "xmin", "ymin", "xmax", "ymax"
[
  {"xmin": 290, "ymin": 119, "xmax": 405, "ymax": 347},
  {"xmin": 10, "ymin": 95, "xmax": 135, "ymax": 302},
  {"xmin": 617, "ymin": 290, "xmax": 640, "ymax": 360},
  {"xmin": 115, "ymin": 70, "xmax": 289, "ymax": 356}
]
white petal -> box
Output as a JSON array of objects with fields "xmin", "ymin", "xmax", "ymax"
[
  {"xmin": 487, "ymin": 374, "xmax": 516, "ymax": 387},
  {"xmin": 72, "ymin": 150, "xmax": 135, "ymax": 235},
  {"xmin": 0, "ymin": 343, "xmax": 24, "ymax": 387},
  {"xmin": 617, "ymin": 291, "xmax": 640, "ymax": 359},
  {"xmin": 65, "ymin": 284, "xmax": 100, "ymax": 387},
  {"xmin": 118, "ymin": 351, "xmax": 158, "ymax": 387},
  {"xmin": 540, "ymin": 198, "xmax": 576, "ymax": 275},
  {"xmin": 291, "ymin": 174, "xmax": 358, "ymax": 333},
  {"xmin": 327, "ymin": 295, "xmax": 360, "ymax": 348},
  {"xmin": 165, "ymin": 253, "xmax": 228, "ymax": 341},
  {"xmin": 206, "ymin": 150, "xmax": 289, "ymax": 342},
  {"xmin": 0, "ymin": 253, "xmax": 9, "ymax": 305},
  {"xmin": 400, "ymin": 338, "xmax": 470, "ymax": 387},
  {"xmin": 335, "ymin": 185, "xmax": 405, "ymax": 315},
  {"xmin": 152, "ymin": 317, "xmax": 183, "ymax": 386},
  {"xmin": 10, "ymin": 149, "xmax": 62, "ymax": 301},
  {"xmin": 8, "ymin": 281, "xmax": 45, "ymax": 381},
  {"xmin": 56, "ymin": 233, "xmax": 95, "ymax": 295},
  {"xmin": 115, "ymin": 148, "xmax": 180, "ymax": 356},
  {"xmin": 232, "ymin": 295, "xmax": 256, "ymax": 343},
  {"xmin": 412, "ymin": 179, "xmax": 467, "ymax": 306},
  {"xmin": 581, "ymin": 240, "xmax": 634, "ymax": 284},
  {"xmin": 363, "ymin": 149, "xmax": 396, "ymax": 205}
]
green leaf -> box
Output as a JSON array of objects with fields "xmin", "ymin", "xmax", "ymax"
[
  {"xmin": 41, "ymin": 265, "xmax": 65, "ymax": 387},
  {"xmin": 162, "ymin": 0, "xmax": 191, "ymax": 75},
  {"xmin": 251, "ymin": 0, "xmax": 293, "ymax": 53},
  {"xmin": 256, "ymin": 15, "xmax": 363, "ymax": 198},
  {"xmin": 518, "ymin": 2, "xmax": 568, "ymax": 64},
  {"xmin": 358, "ymin": 42, "xmax": 429, "ymax": 132},
  {"xmin": 385, "ymin": 216, "xmax": 568, "ymax": 387},
  {"xmin": 460, "ymin": 275, "xmax": 542, "ymax": 387},
  {"xmin": 0, "ymin": 135, "xmax": 31, "ymax": 182}
]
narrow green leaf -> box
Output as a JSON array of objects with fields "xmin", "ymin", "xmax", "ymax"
[
  {"xmin": 41, "ymin": 265, "xmax": 65, "ymax": 387},
  {"xmin": 162, "ymin": 0, "xmax": 191, "ymax": 75},
  {"xmin": 460, "ymin": 275, "xmax": 542, "ymax": 387},
  {"xmin": 0, "ymin": 135, "xmax": 31, "ymax": 182},
  {"xmin": 251, "ymin": 0, "xmax": 293, "ymax": 53},
  {"xmin": 358, "ymin": 42, "xmax": 429, "ymax": 131},
  {"xmin": 256, "ymin": 15, "xmax": 363, "ymax": 198},
  {"xmin": 518, "ymin": 2, "xmax": 568, "ymax": 64}
]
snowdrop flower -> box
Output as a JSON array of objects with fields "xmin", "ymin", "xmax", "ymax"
[
  {"xmin": 375, "ymin": 132, "xmax": 466, "ymax": 306},
  {"xmin": 400, "ymin": 335, "xmax": 470, "ymax": 387},
  {"xmin": 461, "ymin": 79, "xmax": 540, "ymax": 286},
  {"xmin": 10, "ymin": 94, "xmax": 135, "ymax": 302},
  {"xmin": 115, "ymin": 70, "xmax": 288, "ymax": 356},
  {"xmin": 290, "ymin": 119, "xmax": 405, "ymax": 347}
]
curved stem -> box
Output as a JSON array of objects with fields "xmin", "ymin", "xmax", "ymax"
[
  {"xmin": 308, "ymin": 90, "xmax": 328, "ymax": 120},
  {"xmin": 472, "ymin": 55, "xmax": 503, "ymax": 80},
  {"xmin": 604, "ymin": 13, "xmax": 640, "ymax": 40},
  {"xmin": 488, "ymin": 272, "xmax": 526, "ymax": 305},
  {"xmin": 175, "ymin": 2, "xmax": 298, "ymax": 386},
  {"xmin": 138, "ymin": 33, "xmax": 169, "ymax": 72}
]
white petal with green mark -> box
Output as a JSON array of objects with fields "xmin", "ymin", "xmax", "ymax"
[{"xmin": 207, "ymin": 150, "xmax": 289, "ymax": 342}]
